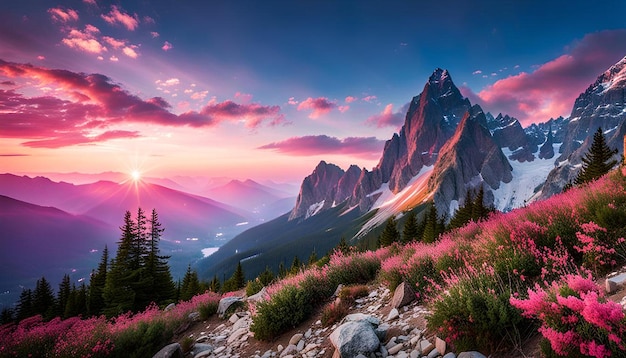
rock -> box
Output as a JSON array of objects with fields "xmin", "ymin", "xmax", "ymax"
[
  {"xmin": 427, "ymin": 348, "xmax": 440, "ymax": 358},
  {"xmin": 410, "ymin": 350, "xmax": 419, "ymax": 358},
  {"xmin": 380, "ymin": 345, "xmax": 388, "ymax": 358},
  {"xmin": 152, "ymin": 343, "xmax": 183, "ymax": 358},
  {"xmin": 330, "ymin": 320, "xmax": 381, "ymax": 357},
  {"xmin": 164, "ymin": 303, "xmax": 176, "ymax": 311},
  {"xmin": 247, "ymin": 287, "xmax": 267, "ymax": 302},
  {"xmin": 195, "ymin": 335, "xmax": 209, "ymax": 343},
  {"xmin": 391, "ymin": 282, "xmax": 416, "ymax": 309},
  {"xmin": 227, "ymin": 328, "xmax": 248, "ymax": 344},
  {"xmin": 343, "ymin": 313, "xmax": 381, "ymax": 326},
  {"xmin": 374, "ymin": 323, "xmax": 389, "ymax": 341},
  {"xmin": 443, "ymin": 353, "xmax": 456, "ymax": 358},
  {"xmin": 280, "ymin": 344, "xmax": 297, "ymax": 357},
  {"xmin": 457, "ymin": 352, "xmax": 486, "ymax": 358},
  {"xmin": 289, "ymin": 333, "xmax": 303, "ymax": 345},
  {"xmin": 387, "ymin": 308, "xmax": 399, "ymax": 321},
  {"xmin": 435, "ymin": 336, "xmax": 446, "ymax": 355},
  {"xmin": 296, "ymin": 339, "xmax": 305, "ymax": 351},
  {"xmin": 217, "ymin": 296, "xmax": 243, "ymax": 318},
  {"xmin": 277, "ymin": 344, "xmax": 283, "ymax": 352},
  {"xmin": 387, "ymin": 343, "xmax": 404, "ymax": 355},
  {"xmin": 191, "ymin": 343, "xmax": 213, "ymax": 356},
  {"xmin": 194, "ymin": 350, "xmax": 212, "ymax": 358},
  {"xmin": 396, "ymin": 351, "xmax": 409, "ymax": 358},
  {"xmin": 333, "ymin": 284, "xmax": 344, "ymax": 297},
  {"xmin": 213, "ymin": 346, "xmax": 226, "ymax": 354},
  {"xmin": 232, "ymin": 317, "xmax": 250, "ymax": 331},
  {"xmin": 605, "ymin": 273, "xmax": 626, "ymax": 293},
  {"xmin": 420, "ymin": 340, "xmax": 434, "ymax": 355},
  {"xmin": 368, "ymin": 290, "xmax": 378, "ymax": 298},
  {"xmin": 229, "ymin": 313, "xmax": 241, "ymax": 323},
  {"xmin": 188, "ymin": 311, "xmax": 201, "ymax": 321},
  {"xmin": 305, "ymin": 328, "xmax": 312, "ymax": 338}
]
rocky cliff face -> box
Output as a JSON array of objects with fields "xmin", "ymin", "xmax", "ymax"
[
  {"xmin": 289, "ymin": 161, "xmax": 346, "ymax": 220},
  {"xmin": 538, "ymin": 55, "xmax": 626, "ymax": 199},
  {"xmin": 428, "ymin": 105, "xmax": 513, "ymax": 215}
]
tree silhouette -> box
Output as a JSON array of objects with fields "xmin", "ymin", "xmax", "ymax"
[
  {"xmin": 402, "ymin": 211, "xmax": 419, "ymax": 243},
  {"xmin": 379, "ymin": 216, "xmax": 400, "ymax": 247},
  {"xmin": 574, "ymin": 127, "xmax": 618, "ymax": 185}
]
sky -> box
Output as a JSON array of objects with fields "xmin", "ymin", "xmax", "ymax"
[{"xmin": 1, "ymin": 0, "xmax": 625, "ymax": 182}]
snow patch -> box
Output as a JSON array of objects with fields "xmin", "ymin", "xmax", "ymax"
[
  {"xmin": 201, "ymin": 247, "xmax": 219, "ymax": 258},
  {"xmin": 492, "ymin": 144, "xmax": 562, "ymax": 211},
  {"xmin": 305, "ymin": 200, "xmax": 325, "ymax": 219}
]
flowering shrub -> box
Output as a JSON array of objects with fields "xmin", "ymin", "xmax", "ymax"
[{"xmin": 510, "ymin": 274, "xmax": 626, "ymax": 358}]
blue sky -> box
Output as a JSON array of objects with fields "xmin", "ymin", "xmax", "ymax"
[{"xmin": 1, "ymin": 0, "xmax": 625, "ymax": 181}]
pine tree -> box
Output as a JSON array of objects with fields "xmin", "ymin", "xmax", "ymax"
[
  {"xmin": 336, "ymin": 237, "xmax": 350, "ymax": 254},
  {"xmin": 422, "ymin": 204, "xmax": 440, "ymax": 243},
  {"xmin": 574, "ymin": 127, "xmax": 618, "ymax": 185},
  {"xmin": 402, "ymin": 211, "xmax": 419, "ymax": 243},
  {"xmin": 33, "ymin": 277, "xmax": 55, "ymax": 319},
  {"xmin": 232, "ymin": 261, "xmax": 245, "ymax": 289},
  {"xmin": 278, "ymin": 261, "xmax": 287, "ymax": 278},
  {"xmin": 290, "ymin": 256, "xmax": 301, "ymax": 274},
  {"xmin": 0, "ymin": 307, "xmax": 14, "ymax": 324},
  {"xmin": 57, "ymin": 274, "xmax": 71, "ymax": 318},
  {"xmin": 449, "ymin": 189, "xmax": 474, "ymax": 229},
  {"xmin": 379, "ymin": 216, "xmax": 400, "ymax": 247},
  {"xmin": 257, "ymin": 266, "xmax": 274, "ymax": 286},
  {"xmin": 103, "ymin": 211, "xmax": 137, "ymax": 317},
  {"xmin": 180, "ymin": 265, "xmax": 201, "ymax": 301},
  {"xmin": 307, "ymin": 249, "xmax": 318, "ymax": 266},
  {"xmin": 88, "ymin": 245, "xmax": 108, "ymax": 316},
  {"xmin": 16, "ymin": 288, "xmax": 33, "ymax": 321},
  {"xmin": 209, "ymin": 274, "xmax": 221, "ymax": 293}
]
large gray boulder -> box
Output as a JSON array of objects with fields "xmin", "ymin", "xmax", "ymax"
[
  {"xmin": 152, "ymin": 343, "xmax": 183, "ymax": 358},
  {"xmin": 217, "ymin": 296, "xmax": 243, "ymax": 318},
  {"xmin": 330, "ymin": 320, "xmax": 380, "ymax": 357}
]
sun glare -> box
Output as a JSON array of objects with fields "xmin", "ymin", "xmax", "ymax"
[{"xmin": 131, "ymin": 170, "xmax": 141, "ymax": 182}]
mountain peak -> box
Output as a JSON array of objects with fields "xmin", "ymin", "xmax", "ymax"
[{"xmin": 428, "ymin": 68, "xmax": 449, "ymax": 83}]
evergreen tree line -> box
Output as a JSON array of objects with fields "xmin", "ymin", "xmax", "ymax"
[{"xmin": 378, "ymin": 186, "xmax": 494, "ymax": 247}]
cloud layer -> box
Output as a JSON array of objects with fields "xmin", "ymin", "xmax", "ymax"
[
  {"xmin": 258, "ymin": 135, "xmax": 384, "ymax": 158},
  {"xmin": 462, "ymin": 30, "xmax": 626, "ymax": 125},
  {"xmin": 297, "ymin": 97, "xmax": 336, "ymax": 119},
  {"xmin": 0, "ymin": 60, "xmax": 284, "ymax": 148}
]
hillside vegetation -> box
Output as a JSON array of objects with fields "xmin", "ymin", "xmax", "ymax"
[{"xmin": 3, "ymin": 169, "xmax": 626, "ymax": 357}]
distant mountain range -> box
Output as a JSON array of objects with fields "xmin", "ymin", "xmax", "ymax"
[
  {"xmin": 198, "ymin": 55, "xmax": 626, "ymax": 281},
  {"xmin": 0, "ymin": 173, "xmax": 296, "ymax": 308}
]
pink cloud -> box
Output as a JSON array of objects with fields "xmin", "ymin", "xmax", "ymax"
[
  {"xmin": 101, "ymin": 5, "xmax": 139, "ymax": 31},
  {"xmin": 37, "ymin": 55, "xmax": 46, "ymax": 61},
  {"xmin": 48, "ymin": 7, "xmax": 79, "ymax": 23},
  {"xmin": 0, "ymin": 60, "xmax": 285, "ymax": 147},
  {"xmin": 83, "ymin": 0, "xmax": 97, "ymax": 5},
  {"xmin": 466, "ymin": 29, "xmax": 626, "ymax": 125},
  {"xmin": 365, "ymin": 103, "xmax": 406, "ymax": 128},
  {"xmin": 345, "ymin": 96, "xmax": 357, "ymax": 103},
  {"xmin": 102, "ymin": 36, "xmax": 125, "ymax": 49},
  {"xmin": 338, "ymin": 105, "xmax": 349, "ymax": 113},
  {"xmin": 234, "ymin": 92, "xmax": 253, "ymax": 104},
  {"xmin": 162, "ymin": 41, "xmax": 173, "ymax": 51},
  {"xmin": 109, "ymin": 56, "xmax": 118, "ymax": 62},
  {"xmin": 258, "ymin": 135, "xmax": 384, "ymax": 158},
  {"xmin": 151, "ymin": 31, "xmax": 160, "ymax": 38},
  {"xmin": 287, "ymin": 97, "xmax": 298, "ymax": 105},
  {"xmin": 362, "ymin": 95, "xmax": 377, "ymax": 103},
  {"xmin": 156, "ymin": 78, "xmax": 180, "ymax": 87},
  {"xmin": 297, "ymin": 97, "xmax": 336, "ymax": 119},
  {"xmin": 62, "ymin": 27, "xmax": 106, "ymax": 54},
  {"xmin": 122, "ymin": 46, "xmax": 139, "ymax": 58}
]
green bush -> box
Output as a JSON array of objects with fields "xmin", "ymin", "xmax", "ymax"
[
  {"xmin": 320, "ymin": 301, "xmax": 350, "ymax": 327},
  {"xmin": 245, "ymin": 279, "xmax": 264, "ymax": 297},
  {"xmin": 250, "ymin": 285, "xmax": 313, "ymax": 341},
  {"xmin": 111, "ymin": 320, "xmax": 170, "ymax": 358},
  {"xmin": 198, "ymin": 301, "xmax": 218, "ymax": 320}
]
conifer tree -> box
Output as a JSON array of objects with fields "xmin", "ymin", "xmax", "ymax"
[
  {"xmin": 103, "ymin": 211, "xmax": 137, "ymax": 317},
  {"xmin": 16, "ymin": 288, "xmax": 33, "ymax": 321},
  {"xmin": 257, "ymin": 266, "xmax": 274, "ymax": 286},
  {"xmin": 574, "ymin": 127, "xmax": 618, "ymax": 185},
  {"xmin": 209, "ymin": 274, "xmax": 221, "ymax": 293},
  {"xmin": 379, "ymin": 216, "xmax": 400, "ymax": 247},
  {"xmin": 57, "ymin": 274, "xmax": 71, "ymax": 318},
  {"xmin": 278, "ymin": 261, "xmax": 287, "ymax": 278},
  {"xmin": 0, "ymin": 307, "xmax": 14, "ymax": 324},
  {"xmin": 402, "ymin": 211, "xmax": 419, "ymax": 243},
  {"xmin": 336, "ymin": 236, "xmax": 350, "ymax": 254},
  {"xmin": 88, "ymin": 245, "xmax": 108, "ymax": 316},
  {"xmin": 232, "ymin": 261, "xmax": 245, "ymax": 288},
  {"xmin": 422, "ymin": 204, "xmax": 440, "ymax": 243},
  {"xmin": 290, "ymin": 256, "xmax": 301, "ymax": 274},
  {"xmin": 180, "ymin": 265, "xmax": 201, "ymax": 301},
  {"xmin": 65, "ymin": 283, "xmax": 88, "ymax": 317},
  {"xmin": 307, "ymin": 249, "xmax": 318, "ymax": 266},
  {"xmin": 33, "ymin": 276, "xmax": 55, "ymax": 319},
  {"xmin": 449, "ymin": 189, "xmax": 474, "ymax": 229}
]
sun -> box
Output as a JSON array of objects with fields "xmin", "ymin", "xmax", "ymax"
[{"xmin": 131, "ymin": 170, "xmax": 141, "ymax": 182}]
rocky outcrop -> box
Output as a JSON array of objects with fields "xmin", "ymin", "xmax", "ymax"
[
  {"xmin": 538, "ymin": 55, "xmax": 626, "ymax": 199},
  {"xmin": 428, "ymin": 105, "xmax": 513, "ymax": 215},
  {"xmin": 289, "ymin": 161, "xmax": 346, "ymax": 220},
  {"xmin": 538, "ymin": 126, "xmax": 555, "ymax": 159}
]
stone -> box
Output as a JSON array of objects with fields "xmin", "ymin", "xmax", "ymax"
[
  {"xmin": 435, "ymin": 336, "xmax": 446, "ymax": 355},
  {"xmin": 152, "ymin": 343, "xmax": 183, "ymax": 358},
  {"xmin": 191, "ymin": 343, "xmax": 213, "ymax": 356},
  {"xmin": 420, "ymin": 340, "xmax": 434, "ymax": 355},
  {"xmin": 302, "ymin": 343, "xmax": 317, "ymax": 353},
  {"xmin": 194, "ymin": 350, "xmax": 212, "ymax": 358},
  {"xmin": 427, "ymin": 348, "xmax": 440, "ymax": 358},
  {"xmin": 296, "ymin": 339, "xmax": 305, "ymax": 351},
  {"xmin": 410, "ymin": 350, "xmax": 419, "ymax": 358},
  {"xmin": 380, "ymin": 345, "xmax": 388, "ymax": 358},
  {"xmin": 368, "ymin": 290, "xmax": 378, "ymax": 298},
  {"xmin": 343, "ymin": 313, "xmax": 381, "ymax": 326},
  {"xmin": 229, "ymin": 313, "xmax": 240, "ymax": 323},
  {"xmin": 457, "ymin": 352, "xmax": 487, "ymax": 358},
  {"xmin": 280, "ymin": 345, "xmax": 297, "ymax": 357},
  {"xmin": 213, "ymin": 346, "xmax": 226, "ymax": 354},
  {"xmin": 305, "ymin": 328, "xmax": 312, "ymax": 338},
  {"xmin": 385, "ymin": 337, "xmax": 397, "ymax": 350},
  {"xmin": 387, "ymin": 343, "xmax": 404, "ymax": 355},
  {"xmin": 247, "ymin": 287, "xmax": 267, "ymax": 302},
  {"xmin": 329, "ymin": 320, "xmax": 381, "ymax": 357},
  {"xmin": 164, "ymin": 303, "xmax": 176, "ymax": 311},
  {"xmin": 333, "ymin": 284, "xmax": 344, "ymax": 297},
  {"xmin": 277, "ymin": 344, "xmax": 283, "ymax": 352},
  {"xmin": 289, "ymin": 333, "xmax": 303, "ymax": 345},
  {"xmin": 386, "ymin": 308, "xmax": 399, "ymax": 321},
  {"xmin": 195, "ymin": 335, "xmax": 209, "ymax": 343},
  {"xmin": 232, "ymin": 317, "xmax": 250, "ymax": 331},
  {"xmin": 227, "ymin": 328, "xmax": 248, "ymax": 344},
  {"xmin": 391, "ymin": 282, "xmax": 416, "ymax": 309},
  {"xmin": 188, "ymin": 311, "xmax": 201, "ymax": 321},
  {"xmin": 217, "ymin": 296, "xmax": 243, "ymax": 318},
  {"xmin": 605, "ymin": 273, "xmax": 626, "ymax": 293},
  {"xmin": 396, "ymin": 351, "xmax": 409, "ymax": 358},
  {"xmin": 374, "ymin": 323, "xmax": 389, "ymax": 341},
  {"xmin": 443, "ymin": 353, "xmax": 456, "ymax": 358}
]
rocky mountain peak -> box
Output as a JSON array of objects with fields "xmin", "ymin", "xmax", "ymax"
[{"xmin": 289, "ymin": 161, "xmax": 346, "ymax": 221}]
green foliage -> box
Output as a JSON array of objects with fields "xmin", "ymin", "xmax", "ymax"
[
  {"xmin": 88, "ymin": 245, "xmax": 108, "ymax": 316},
  {"xmin": 336, "ymin": 236, "xmax": 350, "ymax": 254},
  {"xmin": 379, "ymin": 216, "xmax": 400, "ymax": 247},
  {"xmin": 198, "ymin": 301, "xmax": 219, "ymax": 320},
  {"xmin": 449, "ymin": 186, "xmax": 494, "ymax": 230},
  {"xmin": 307, "ymin": 250, "xmax": 318, "ymax": 266},
  {"xmin": 180, "ymin": 265, "xmax": 202, "ymax": 301},
  {"xmin": 245, "ymin": 279, "xmax": 264, "ymax": 297},
  {"xmin": 33, "ymin": 277, "xmax": 55, "ymax": 320},
  {"xmin": 574, "ymin": 127, "xmax": 618, "ymax": 185},
  {"xmin": 289, "ymin": 256, "xmax": 302, "ymax": 274},
  {"xmin": 338, "ymin": 284, "xmax": 369, "ymax": 301},
  {"xmin": 249, "ymin": 285, "xmax": 313, "ymax": 341},
  {"xmin": 402, "ymin": 211, "xmax": 419, "ymax": 243},
  {"xmin": 222, "ymin": 261, "xmax": 246, "ymax": 292},
  {"xmin": 427, "ymin": 271, "xmax": 528, "ymax": 354},
  {"xmin": 422, "ymin": 203, "xmax": 444, "ymax": 243},
  {"xmin": 180, "ymin": 336, "xmax": 195, "ymax": 354},
  {"xmin": 110, "ymin": 321, "xmax": 170, "ymax": 358}
]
